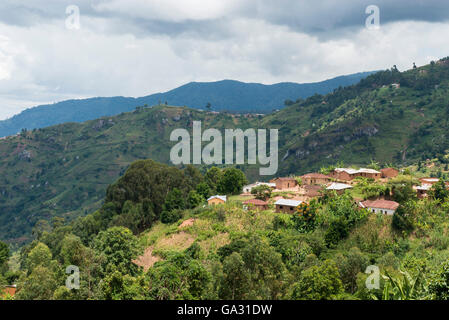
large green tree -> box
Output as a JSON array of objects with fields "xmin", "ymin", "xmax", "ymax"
[
  {"xmin": 217, "ymin": 168, "xmax": 248, "ymax": 195},
  {"xmin": 290, "ymin": 259, "xmax": 344, "ymax": 300}
]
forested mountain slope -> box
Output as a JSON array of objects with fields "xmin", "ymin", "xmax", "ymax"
[
  {"xmin": 0, "ymin": 72, "xmax": 374, "ymax": 138},
  {"xmin": 1, "ymin": 58, "xmax": 449, "ymax": 243}
]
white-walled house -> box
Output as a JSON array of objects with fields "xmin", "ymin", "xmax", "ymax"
[{"xmin": 359, "ymin": 199, "xmax": 400, "ymax": 215}]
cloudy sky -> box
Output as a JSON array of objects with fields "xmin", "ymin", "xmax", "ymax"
[{"xmin": 0, "ymin": 0, "xmax": 449, "ymax": 120}]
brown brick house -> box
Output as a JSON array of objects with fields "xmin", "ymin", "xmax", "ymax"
[
  {"xmin": 243, "ymin": 199, "xmax": 269, "ymax": 211},
  {"xmin": 275, "ymin": 199, "xmax": 303, "ymax": 213},
  {"xmin": 381, "ymin": 168, "xmax": 399, "ymax": 179},
  {"xmin": 271, "ymin": 177, "xmax": 298, "ymax": 190},
  {"xmin": 301, "ymin": 173, "xmax": 331, "ymax": 185},
  {"xmin": 330, "ymin": 168, "xmax": 381, "ymax": 181},
  {"xmin": 329, "ymin": 168, "xmax": 357, "ymax": 181}
]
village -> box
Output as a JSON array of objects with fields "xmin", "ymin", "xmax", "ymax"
[{"xmin": 206, "ymin": 167, "xmax": 444, "ymax": 215}]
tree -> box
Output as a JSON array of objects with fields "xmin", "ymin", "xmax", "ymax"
[
  {"xmin": 292, "ymin": 201, "xmax": 318, "ymax": 233},
  {"xmin": 219, "ymin": 252, "xmax": 250, "ymax": 300},
  {"xmin": 94, "ymin": 227, "xmax": 140, "ymax": 276},
  {"xmin": 218, "ymin": 235, "xmax": 286, "ymax": 299},
  {"xmin": 335, "ymin": 247, "xmax": 369, "ymax": 293},
  {"xmin": 205, "ymin": 167, "xmax": 223, "ymax": 194},
  {"xmin": 147, "ymin": 250, "xmax": 210, "ymax": 300},
  {"xmin": 389, "ymin": 177, "xmax": 418, "ymax": 203},
  {"xmin": 218, "ymin": 168, "xmax": 248, "ymax": 195},
  {"xmin": 196, "ymin": 182, "xmax": 211, "ymax": 200},
  {"xmin": 16, "ymin": 265, "xmax": 59, "ymax": 300},
  {"xmin": 26, "ymin": 242, "xmax": 53, "ymax": 272},
  {"xmin": 188, "ymin": 190, "xmax": 204, "ymax": 209},
  {"xmin": 60, "ymin": 234, "xmax": 103, "ymax": 299},
  {"xmin": 429, "ymin": 179, "xmax": 449, "ymax": 202},
  {"xmin": 392, "ymin": 204, "xmax": 415, "ymax": 233},
  {"xmin": 163, "ymin": 188, "xmax": 186, "ymax": 212},
  {"xmin": 16, "ymin": 242, "xmax": 60, "ymax": 300},
  {"xmin": 251, "ymin": 185, "xmax": 272, "ymax": 201},
  {"xmin": 290, "ymin": 260, "xmax": 344, "ymax": 300},
  {"xmin": 0, "ymin": 241, "xmax": 9, "ymax": 268},
  {"xmin": 429, "ymin": 260, "xmax": 449, "ymax": 300}
]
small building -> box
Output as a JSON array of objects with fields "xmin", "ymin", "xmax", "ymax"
[
  {"xmin": 391, "ymin": 83, "xmax": 401, "ymax": 89},
  {"xmin": 207, "ymin": 195, "xmax": 227, "ymax": 205},
  {"xmin": 301, "ymin": 173, "xmax": 332, "ymax": 185},
  {"xmin": 326, "ymin": 182, "xmax": 353, "ymax": 195},
  {"xmin": 275, "ymin": 199, "xmax": 303, "ymax": 213},
  {"xmin": 359, "ymin": 199, "xmax": 400, "ymax": 215},
  {"xmin": 329, "ymin": 168, "xmax": 356, "ymax": 181},
  {"xmin": 414, "ymin": 184, "xmax": 432, "ymax": 199},
  {"xmin": 243, "ymin": 199, "xmax": 269, "ymax": 211},
  {"xmin": 330, "ymin": 168, "xmax": 381, "ymax": 181},
  {"xmin": 381, "ymin": 168, "xmax": 399, "ymax": 179},
  {"xmin": 271, "ymin": 177, "xmax": 298, "ymax": 190},
  {"xmin": 356, "ymin": 168, "xmax": 382, "ymax": 180},
  {"xmin": 242, "ymin": 182, "xmax": 276, "ymax": 194}
]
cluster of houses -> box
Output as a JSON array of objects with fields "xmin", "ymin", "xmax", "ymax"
[
  {"xmin": 414, "ymin": 177, "xmax": 449, "ymax": 199},
  {"xmin": 207, "ymin": 166, "xmax": 445, "ymax": 217}
]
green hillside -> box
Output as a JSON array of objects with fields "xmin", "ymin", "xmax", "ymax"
[
  {"xmin": 1, "ymin": 57, "xmax": 449, "ymax": 243},
  {"xmin": 3, "ymin": 159, "xmax": 449, "ymax": 300}
]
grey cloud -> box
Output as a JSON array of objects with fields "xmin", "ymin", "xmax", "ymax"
[{"xmin": 1, "ymin": 0, "xmax": 449, "ymax": 39}]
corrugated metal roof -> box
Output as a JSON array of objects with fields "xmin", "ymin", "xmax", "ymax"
[
  {"xmin": 327, "ymin": 182, "xmax": 353, "ymax": 190},
  {"xmin": 274, "ymin": 199, "xmax": 302, "ymax": 207}
]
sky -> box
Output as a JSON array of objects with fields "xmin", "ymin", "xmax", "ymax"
[{"xmin": 0, "ymin": 0, "xmax": 449, "ymax": 120}]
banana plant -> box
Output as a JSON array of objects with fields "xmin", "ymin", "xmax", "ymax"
[{"xmin": 372, "ymin": 269, "xmax": 427, "ymax": 300}]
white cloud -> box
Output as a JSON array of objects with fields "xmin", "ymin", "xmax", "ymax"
[{"xmin": 0, "ymin": 1, "xmax": 449, "ymax": 120}]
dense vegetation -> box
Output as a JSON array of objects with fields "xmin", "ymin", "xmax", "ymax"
[
  {"xmin": 1, "ymin": 159, "xmax": 449, "ymax": 300},
  {"xmin": 1, "ymin": 58, "xmax": 449, "ymax": 244},
  {"xmin": 0, "ymin": 73, "xmax": 373, "ymax": 138}
]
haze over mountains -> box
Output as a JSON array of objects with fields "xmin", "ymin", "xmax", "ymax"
[{"xmin": 0, "ymin": 72, "xmax": 375, "ymax": 138}]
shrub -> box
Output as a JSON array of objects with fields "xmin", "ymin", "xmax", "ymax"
[{"xmin": 161, "ymin": 209, "xmax": 183, "ymax": 224}]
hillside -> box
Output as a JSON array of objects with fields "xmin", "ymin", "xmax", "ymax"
[
  {"xmin": 0, "ymin": 73, "xmax": 375, "ymax": 138},
  {"xmin": 266, "ymin": 58, "xmax": 449, "ymax": 175},
  {"xmin": 3, "ymin": 159, "xmax": 449, "ymax": 300},
  {"xmin": 1, "ymin": 58, "xmax": 449, "ymax": 243}
]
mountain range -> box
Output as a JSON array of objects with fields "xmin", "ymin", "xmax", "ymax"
[
  {"xmin": 0, "ymin": 72, "xmax": 375, "ymax": 138},
  {"xmin": 1, "ymin": 58, "xmax": 449, "ymax": 243}
]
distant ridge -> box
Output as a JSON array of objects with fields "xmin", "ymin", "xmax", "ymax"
[{"xmin": 0, "ymin": 71, "xmax": 375, "ymax": 137}]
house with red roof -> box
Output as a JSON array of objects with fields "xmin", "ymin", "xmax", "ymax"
[
  {"xmin": 300, "ymin": 173, "xmax": 332, "ymax": 185},
  {"xmin": 243, "ymin": 199, "xmax": 269, "ymax": 211},
  {"xmin": 359, "ymin": 199, "xmax": 400, "ymax": 215}
]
